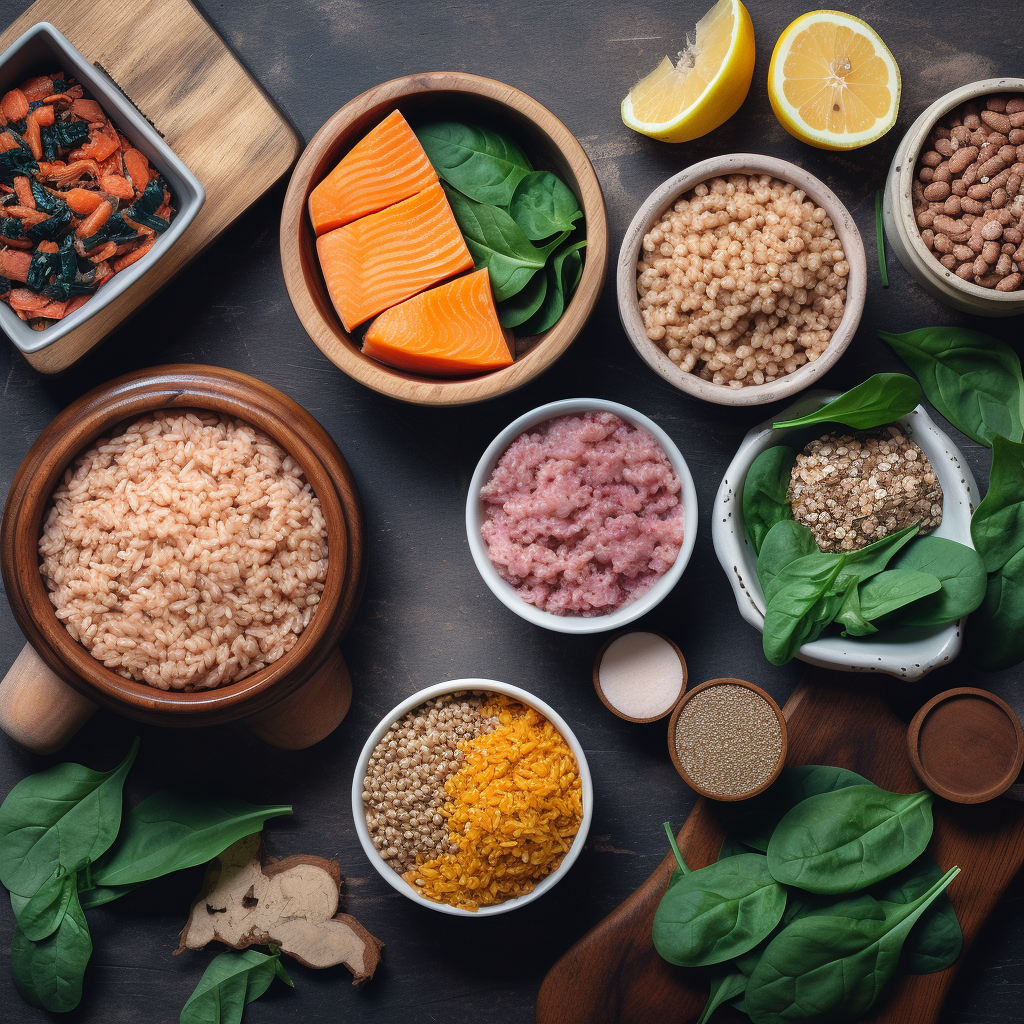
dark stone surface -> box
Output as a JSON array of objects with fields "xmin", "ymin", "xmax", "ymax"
[{"xmin": 0, "ymin": 1, "xmax": 1021, "ymax": 1022}]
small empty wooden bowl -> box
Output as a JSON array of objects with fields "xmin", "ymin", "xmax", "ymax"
[
  {"xmin": 0, "ymin": 365, "xmax": 365, "ymax": 751},
  {"xmin": 908, "ymin": 687, "xmax": 1024, "ymax": 803},
  {"xmin": 593, "ymin": 630, "xmax": 687, "ymax": 723},
  {"xmin": 280, "ymin": 72, "xmax": 607, "ymax": 406},
  {"xmin": 667, "ymin": 678, "xmax": 787, "ymax": 801}
]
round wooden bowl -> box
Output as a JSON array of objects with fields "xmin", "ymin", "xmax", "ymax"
[
  {"xmin": 592, "ymin": 630, "xmax": 687, "ymax": 723},
  {"xmin": 0, "ymin": 365, "xmax": 365, "ymax": 730},
  {"xmin": 667, "ymin": 677, "xmax": 787, "ymax": 801},
  {"xmin": 280, "ymin": 72, "xmax": 608, "ymax": 406},
  {"xmin": 908, "ymin": 687, "xmax": 1024, "ymax": 803}
]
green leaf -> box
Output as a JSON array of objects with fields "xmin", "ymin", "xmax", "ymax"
[
  {"xmin": 761, "ymin": 554, "xmax": 848, "ymax": 665},
  {"xmin": 508, "ymin": 170, "xmax": 582, "ymax": 240},
  {"xmin": 742, "ymin": 447, "xmax": 796, "ymax": 556},
  {"xmin": 756, "ymin": 520, "xmax": 817, "ymax": 600},
  {"xmin": 518, "ymin": 238, "xmax": 587, "ymax": 336},
  {"xmin": 855, "ymin": 569, "xmax": 942, "ymax": 621},
  {"xmin": 11, "ymin": 883, "xmax": 92, "ymax": 1013},
  {"xmin": 971, "ymin": 435, "xmax": 1024, "ymax": 574},
  {"xmin": 497, "ymin": 264, "xmax": 547, "ymax": 328},
  {"xmin": 883, "ymin": 537, "xmax": 987, "ymax": 627},
  {"xmin": 0, "ymin": 736, "xmax": 139, "ymax": 896},
  {"xmin": 88, "ymin": 789, "xmax": 292, "ymax": 889},
  {"xmin": 766, "ymin": 785, "xmax": 935, "ymax": 895},
  {"xmin": 965, "ymin": 546, "xmax": 1024, "ymax": 671},
  {"xmin": 698, "ymin": 969, "xmax": 748, "ymax": 1024},
  {"xmin": 836, "ymin": 580, "xmax": 879, "ymax": 637},
  {"xmin": 653, "ymin": 853, "xmax": 788, "ymax": 968},
  {"xmin": 179, "ymin": 947, "xmax": 293, "ymax": 1024},
  {"xmin": 16, "ymin": 868, "xmax": 75, "ymax": 942},
  {"xmin": 416, "ymin": 121, "xmax": 532, "ymax": 206},
  {"xmin": 445, "ymin": 187, "xmax": 569, "ymax": 301},
  {"xmin": 772, "ymin": 374, "xmax": 921, "ymax": 431},
  {"xmin": 879, "ymin": 327, "xmax": 1024, "ymax": 447},
  {"xmin": 833, "ymin": 523, "xmax": 919, "ymax": 587}
]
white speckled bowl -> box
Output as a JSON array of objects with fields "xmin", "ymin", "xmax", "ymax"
[
  {"xmin": 712, "ymin": 390, "xmax": 980, "ymax": 680},
  {"xmin": 351, "ymin": 679, "xmax": 593, "ymax": 916},
  {"xmin": 466, "ymin": 398, "xmax": 698, "ymax": 634}
]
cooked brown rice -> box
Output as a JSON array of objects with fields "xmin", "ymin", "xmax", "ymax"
[{"xmin": 38, "ymin": 410, "xmax": 329, "ymax": 691}]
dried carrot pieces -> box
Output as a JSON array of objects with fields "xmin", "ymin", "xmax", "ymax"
[
  {"xmin": 123, "ymin": 149, "xmax": 150, "ymax": 194},
  {"xmin": 99, "ymin": 174, "xmax": 133, "ymax": 200},
  {"xmin": 1, "ymin": 89, "xmax": 28, "ymax": 121},
  {"xmin": 75, "ymin": 202, "xmax": 111, "ymax": 238},
  {"xmin": 72, "ymin": 98, "xmax": 105, "ymax": 122}
]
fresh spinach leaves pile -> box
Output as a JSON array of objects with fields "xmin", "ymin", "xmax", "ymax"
[
  {"xmin": 654, "ymin": 766, "xmax": 963, "ymax": 1024},
  {"xmin": 879, "ymin": 327, "xmax": 1024, "ymax": 670},
  {"xmin": 741, "ymin": 373, "xmax": 987, "ymax": 664},
  {"xmin": 180, "ymin": 946, "xmax": 293, "ymax": 1024},
  {"xmin": 0, "ymin": 738, "xmax": 291, "ymax": 1013},
  {"xmin": 416, "ymin": 121, "xmax": 586, "ymax": 334}
]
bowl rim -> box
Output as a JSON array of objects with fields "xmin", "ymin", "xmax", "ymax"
[
  {"xmin": 887, "ymin": 77, "xmax": 1024, "ymax": 308},
  {"xmin": 350, "ymin": 678, "xmax": 594, "ymax": 916},
  {"xmin": 0, "ymin": 365, "xmax": 363, "ymax": 724},
  {"xmin": 616, "ymin": 153, "xmax": 867, "ymax": 407},
  {"xmin": 280, "ymin": 71, "xmax": 607, "ymax": 406},
  {"xmin": 711, "ymin": 389, "xmax": 980, "ymax": 680},
  {"xmin": 0, "ymin": 22, "xmax": 206, "ymax": 355},
  {"xmin": 465, "ymin": 398, "xmax": 699, "ymax": 634}
]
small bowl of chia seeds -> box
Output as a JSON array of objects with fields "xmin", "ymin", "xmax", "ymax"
[
  {"xmin": 351, "ymin": 679, "xmax": 593, "ymax": 916},
  {"xmin": 712, "ymin": 389, "xmax": 980, "ymax": 680}
]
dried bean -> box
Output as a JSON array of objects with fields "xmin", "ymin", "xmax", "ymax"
[
  {"xmin": 948, "ymin": 146, "xmax": 978, "ymax": 174},
  {"xmin": 935, "ymin": 137, "xmax": 953, "ymax": 156},
  {"xmin": 982, "ymin": 110, "xmax": 1012, "ymax": 134},
  {"xmin": 969, "ymin": 182, "xmax": 994, "ymax": 200},
  {"xmin": 1007, "ymin": 98, "xmax": 1024, "ymax": 115},
  {"xmin": 978, "ymin": 156, "xmax": 1006, "ymax": 179},
  {"xmin": 982, "ymin": 239, "xmax": 1002, "ymax": 263},
  {"xmin": 987, "ymin": 96, "xmax": 1008, "ymax": 113},
  {"xmin": 982, "ymin": 220, "xmax": 1004, "ymax": 240},
  {"xmin": 1011, "ymin": 130, "xmax": 1024, "ymax": 145},
  {"xmin": 919, "ymin": 165, "xmax": 935, "ymax": 183},
  {"xmin": 939, "ymin": 253, "xmax": 957, "ymax": 270},
  {"xmin": 1011, "ymin": 111, "xmax": 1024, "ymax": 128},
  {"xmin": 921, "ymin": 149, "xmax": 943, "ymax": 167},
  {"xmin": 953, "ymin": 243, "xmax": 974, "ymax": 261},
  {"xmin": 956, "ymin": 263, "xmax": 974, "ymax": 280},
  {"xmin": 992, "ymin": 188, "xmax": 1009, "ymax": 208},
  {"xmin": 951, "ymin": 178, "xmax": 968, "ymax": 197},
  {"xmin": 933, "ymin": 233, "xmax": 953, "ymax": 253},
  {"xmin": 998, "ymin": 272, "xmax": 1023, "ymax": 290},
  {"xmin": 923, "ymin": 181, "xmax": 951, "ymax": 201},
  {"xmin": 961, "ymin": 196, "xmax": 985, "ymax": 215},
  {"xmin": 965, "ymin": 113, "xmax": 981, "ymax": 130},
  {"xmin": 944, "ymin": 195, "xmax": 963, "ymax": 216},
  {"xmin": 996, "ymin": 253, "xmax": 1013, "ymax": 275}
]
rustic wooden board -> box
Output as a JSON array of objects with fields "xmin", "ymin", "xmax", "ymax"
[
  {"xmin": 0, "ymin": 0, "xmax": 300, "ymax": 373},
  {"xmin": 536, "ymin": 669, "xmax": 1024, "ymax": 1024}
]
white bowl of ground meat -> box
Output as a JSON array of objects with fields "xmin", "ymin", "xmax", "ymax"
[
  {"xmin": 713, "ymin": 390, "xmax": 980, "ymax": 680},
  {"xmin": 617, "ymin": 154, "xmax": 866, "ymax": 406},
  {"xmin": 466, "ymin": 399, "xmax": 698, "ymax": 634}
]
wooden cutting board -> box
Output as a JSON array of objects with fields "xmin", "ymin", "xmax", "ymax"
[
  {"xmin": 0, "ymin": 0, "xmax": 301, "ymax": 373},
  {"xmin": 536, "ymin": 669, "xmax": 1024, "ymax": 1024}
]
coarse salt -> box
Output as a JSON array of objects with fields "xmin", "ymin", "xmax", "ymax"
[{"xmin": 597, "ymin": 631, "xmax": 684, "ymax": 720}]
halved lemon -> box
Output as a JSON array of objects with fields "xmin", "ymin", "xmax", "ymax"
[
  {"xmin": 621, "ymin": 0, "xmax": 755, "ymax": 144},
  {"xmin": 768, "ymin": 10, "xmax": 900, "ymax": 150}
]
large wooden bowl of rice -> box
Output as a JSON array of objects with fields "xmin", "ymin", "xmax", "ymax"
[{"xmin": 1, "ymin": 365, "xmax": 364, "ymax": 727}]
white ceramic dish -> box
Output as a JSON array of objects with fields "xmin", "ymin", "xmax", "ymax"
[
  {"xmin": 617, "ymin": 153, "xmax": 867, "ymax": 407},
  {"xmin": 713, "ymin": 390, "xmax": 980, "ymax": 680},
  {"xmin": 466, "ymin": 398, "xmax": 698, "ymax": 634},
  {"xmin": 0, "ymin": 23, "xmax": 205, "ymax": 354},
  {"xmin": 882, "ymin": 77, "xmax": 1024, "ymax": 317},
  {"xmin": 351, "ymin": 678, "xmax": 593, "ymax": 917}
]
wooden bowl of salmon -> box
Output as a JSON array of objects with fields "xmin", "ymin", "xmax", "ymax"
[{"xmin": 280, "ymin": 72, "xmax": 608, "ymax": 406}]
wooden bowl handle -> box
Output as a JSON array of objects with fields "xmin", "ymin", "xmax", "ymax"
[
  {"xmin": 0, "ymin": 644, "xmax": 98, "ymax": 754},
  {"xmin": 240, "ymin": 647, "xmax": 352, "ymax": 749}
]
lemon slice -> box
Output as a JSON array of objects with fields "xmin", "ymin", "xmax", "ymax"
[
  {"xmin": 621, "ymin": 0, "xmax": 755, "ymax": 144},
  {"xmin": 768, "ymin": 10, "xmax": 900, "ymax": 150}
]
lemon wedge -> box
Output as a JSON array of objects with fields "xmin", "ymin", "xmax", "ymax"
[
  {"xmin": 621, "ymin": 0, "xmax": 755, "ymax": 144},
  {"xmin": 768, "ymin": 10, "xmax": 900, "ymax": 150}
]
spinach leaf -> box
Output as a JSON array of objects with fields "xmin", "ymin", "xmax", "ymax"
[
  {"xmin": 0, "ymin": 736, "xmax": 139, "ymax": 897},
  {"xmin": 518, "ymin": 237, "xmax": 587, "ymax": 336},
  {"xmin": 834, "ymin": 523, "xmax": 919, "ymax": 587},
  {"xmin": 761, "ymin": 555, "xmax": 848, "ymax": 665},
  {"xmin": 742, "ymin": 446, "xmax": 796, "ymax": 555},
  {"xmin": 698, "ymin": 968, "xmax": 748, "ymax": 1024},
  {"xmin": 11, "ymin": 883, "xmax": 92, "ymax": 1013},
  {"xmin": 653, "ymin": 853, "xmax": 788, "ymax": 967},
  {"xmin": 179, "ymin": 946, "xmax": 293, "ymax": 1024},
  {"xmin": 497, "ymin": 264, "xmax": 547, "ymax": 328},
  {"xmin": 444, "ymin": 187, "xmax": 569, "ymax": 301},
  {"xmin": 718, "ymin": 834, "xmax": 753, "ymax": 860},
  {"xmin": 767, "ymin": 785, "xmax": 935, "ymax": 894},
  {"xmin": 884, "ymin": 537, "xmax": 987, "ymax": 627},
  {"xmin": 870, "ymin": 858, "xmax": 962, "ymax": 975},
  {"xmin": 745, "ymin": 866, "xmax": 959, "ymax": 1024},
  {"xmin": 756, "ymin": 521, "xmax": 817, "ymax": 600},
  {"xmin": 416, "ymin": 121, "xmax": 532, "ymax": 206},
  {"xmin": 87, "ymin": 789, "xmax": 292, "ymax": 889},
  {"xmin": 879, "ymin": 327, "xmax": 1024, "ymax": 447},
  {"xmin": 16, "ymin": 869, "xmax": 75, "ymax": 942},
  {"xmin": 836, "ymin": 581, "xmax": 878, "ymax": 637},
  {"xmin": 773, "ymin": 374, "xmax": 922, "ymax": 431},
  {"xmin": 855, "ymin": 570, "xmax": 942, "ymax": 621},
  {"xmin": 508, "ymin": 170, "xmax": 582, "ymax": 240},
  {"xmin": 966, "ymin": 546, "xmax": 1024, "ymax": 671}
]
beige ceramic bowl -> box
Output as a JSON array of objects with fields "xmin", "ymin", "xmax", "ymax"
[
  {"xmin": 882, "ymin": 77, "xmax": 1024, "ymax": 317},
  {"xmin": 617, "ymin": 154, "xmax": 866, "ymax": 407}
]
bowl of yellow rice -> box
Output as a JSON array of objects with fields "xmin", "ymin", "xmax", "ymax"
[{"xmin": 352, "ymin": 679, "xmax": 592, "ymax": 915}]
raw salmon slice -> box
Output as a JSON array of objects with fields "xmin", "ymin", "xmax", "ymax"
[
  {"xmin": 362, "ymin": 269, "xmax": 514, "ymax": 376},
  {"xmin": 308, "ymin": 110, "xmax": 437, "ymax": 235},
  {"xmin": 316, "ymin": 182, "xmax": 473, "ymax": 332}
]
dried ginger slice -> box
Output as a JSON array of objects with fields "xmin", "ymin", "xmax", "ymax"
[{"xmin": 176, "ymin": 834, "xmax": 383, "ymax": 984}]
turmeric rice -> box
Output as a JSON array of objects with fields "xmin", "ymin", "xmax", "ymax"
[{"xmin": 403, "ymin": 695, "xmax": 583, "ymax": 911}]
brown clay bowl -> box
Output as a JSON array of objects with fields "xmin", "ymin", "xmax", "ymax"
[
  {"xmin": 280, "ymin": 71, "xmax": 608, "ymax": 406},
  {"xmin": 0, "ymin": 365, "xmax": 364, "ymax": 728}
]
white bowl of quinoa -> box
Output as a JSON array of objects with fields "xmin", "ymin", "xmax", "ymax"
[
  {"xmin": 352, "ymin": 679, "xmax": 593, "ymax": 916},
  {"xmin": 466, "ymin": 398, "xmax": 698, "ymax": 634},
  {"xmin": 712, "ymin": 389, "xmax": 980, "ymax": 680},
  {"xmin": 617, "ymin": 154, "xmax": 866, "ymax": 406}
]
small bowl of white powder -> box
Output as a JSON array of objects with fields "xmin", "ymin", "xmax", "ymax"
[{"xmin": 593, "ymin": 631, "xmax": 687, "ymax": 722}]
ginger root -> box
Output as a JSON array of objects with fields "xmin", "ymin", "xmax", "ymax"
[{"xmin": 177, "ymin": 834, "xmax": 382, "ymax": 984}]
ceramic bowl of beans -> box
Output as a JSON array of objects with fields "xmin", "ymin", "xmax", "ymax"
[
  {"xmin": 350, "ymin": 678, "xmax": 593, "ymax": 916},
  {"xmin": 712, "ymin": 389, "xmax": 980, "ymax": 680},
  {"xmin": 616, "ymin": 153, "xmax": 866, "ymax": 407},
  {"xmin": 882, "ymin": 78, "xmax": 1024, "ymax": 316}
]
